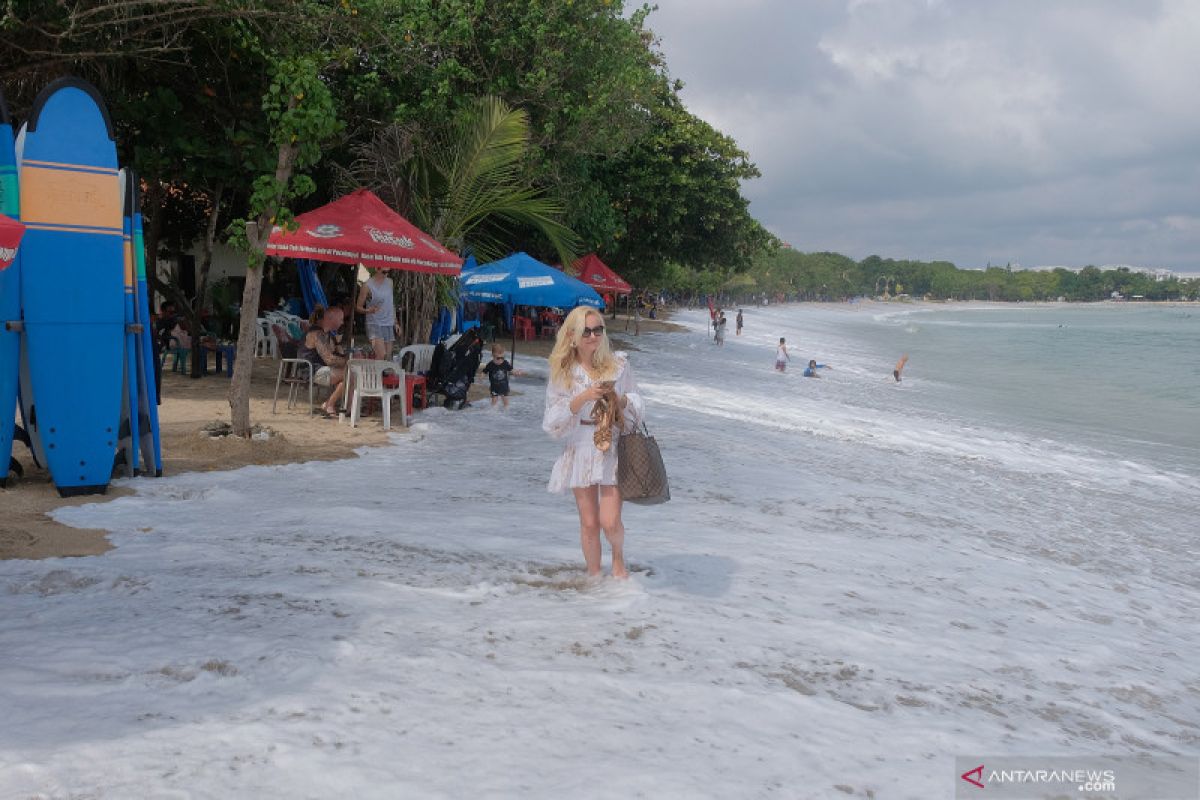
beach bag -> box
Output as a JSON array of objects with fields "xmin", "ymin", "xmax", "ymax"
[{"xmin": 617, "ymin": 422, "xmax": 670, "ymax": 505}]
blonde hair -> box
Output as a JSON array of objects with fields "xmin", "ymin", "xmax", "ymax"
[
  {"xmin": 491, "ymin": 343, "xmax": 505, "ymax": 357},
  {"xmin": 549, "ymin": 306, "xmax": 616, "ymax": 388}
]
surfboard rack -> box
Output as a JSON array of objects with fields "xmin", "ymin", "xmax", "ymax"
[{"xmin": 3, "ymin": 320, "xmax": 22, "ymax": 332}]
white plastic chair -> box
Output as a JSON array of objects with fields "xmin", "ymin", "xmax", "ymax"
[
  {"xmin": 255, "ymin": 318, "xmax": 278, "ymax": 359},
  {"xmin": 395, "ymin": 344, "xmax": 437, "ymax": 374},
  {"xmin": 348, "ymin": 360, "xmax": 407, "ymax": 430}
]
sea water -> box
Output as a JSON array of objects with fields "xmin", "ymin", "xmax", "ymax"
[
  {"xmin": 665, "ymin": 301, "xmax": 1200, "ymax": 583},
  {"xmin": 1, "ymin": 302, "xmax": 1197, "ymax": 798}
]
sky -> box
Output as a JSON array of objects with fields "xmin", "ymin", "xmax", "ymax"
[{"xmin": 645, "ymin": 0, "xmax": 1200, "ymax": 273}]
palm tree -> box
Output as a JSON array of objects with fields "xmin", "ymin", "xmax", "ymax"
[{"xmin": 346, "ymin": 96, "xmax": 580, "ymax": 344}]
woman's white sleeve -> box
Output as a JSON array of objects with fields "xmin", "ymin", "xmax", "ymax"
[
  {"xmin": 543, "ymin": 379, "xmax": 575, "ymax": 439},
  {"xmin": 617, "ymin": 359, "xmax": 644, "ymax": 432}
]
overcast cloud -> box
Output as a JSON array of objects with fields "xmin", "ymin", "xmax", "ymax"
[{"xmin": 646, "ymin": 0, "xmax": 1200, "ymax": 272}]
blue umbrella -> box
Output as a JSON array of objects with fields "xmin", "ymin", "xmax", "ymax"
[
  {"xmin": 460, "ymin": 252, "xmax": 602, "ymax": 308},
  {"xmin": 459, "ymin": 252, "xmax": 603, "ymax": 364},
  {"xmin": 297, "ymin": 259, "xmax": 328, "ymax": 316}
]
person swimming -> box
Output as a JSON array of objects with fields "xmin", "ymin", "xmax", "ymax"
[{"xmin": 803, "ymin": 359, "xmax": 829, "ymax": 378}]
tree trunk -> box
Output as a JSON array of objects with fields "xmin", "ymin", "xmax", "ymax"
[
  {"xmin": 394, "ymin": 270, "xmax": 438, "ymax": 346},
  {"xmin": 142, "ymin": 181, "xmax": 166, "ymax": 311},
  {"xmin": 229, "ymin": 145, "xmax": 298, "ymax": 437},
  {"xmin": 189, "ymin": 183, "xmax": 224, "ymax": 378}
]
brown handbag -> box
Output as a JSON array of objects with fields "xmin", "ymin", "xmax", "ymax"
[{"xmin": 617, "ymin": 422, "xmax": 670, "ymax": 505}]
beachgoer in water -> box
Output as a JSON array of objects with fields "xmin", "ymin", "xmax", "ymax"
[
  {"xmin": 775, "ymin": 337, "xmax": 790, "ymax": 372},
  {"xmin": 715, "ymin": 313, "xmax": 727, "ymax": 346},
  {"xmin": 481, "ymin": 343, "xmax": 525, "ymax": 408},
  {"xmin": 736, "ymin": 309, "xmax": 744, "ymax": 336},
  {"xmin": 543, "ymin": 307, "xmax": 645, "ymax": 579},
  {"xmin": 894, "ymin": 354, "xmax": 908, "ymax": 382},
  {"xmin": 803, "ymin": 359, "xmax": 829, "ymax": 378}
]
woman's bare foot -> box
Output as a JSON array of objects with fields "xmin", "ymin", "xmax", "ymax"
[{"xmin": 611, "ymin": 553, "xmax": 628, "ymax": 579}]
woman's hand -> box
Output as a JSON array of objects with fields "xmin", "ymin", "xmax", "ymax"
[{"xmin": 569, "ymin": 384, "xmax": 607, "ymax": 414}]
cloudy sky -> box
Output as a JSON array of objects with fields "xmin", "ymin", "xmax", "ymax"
[{"xmin": 646, "ymin": 0, "xmax": 1200, "ymax": 272}]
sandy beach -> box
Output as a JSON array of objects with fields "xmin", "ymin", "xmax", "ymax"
[{"xmin": 0, "ymin": 314, "xmax": 682, "ymax": 561}]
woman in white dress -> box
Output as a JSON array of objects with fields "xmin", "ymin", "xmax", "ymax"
[{"xmin": 543, "ymin": 306, "xmax": 644, "ymax": 578}]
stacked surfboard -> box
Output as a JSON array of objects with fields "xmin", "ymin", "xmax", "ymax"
[
  {"xmin": 0, "ymin": 89, "xmax": 22, "ymax": 486},
  {"xmin": 1, "ymin": 78, "xmax": 161, "ymax": 496}
]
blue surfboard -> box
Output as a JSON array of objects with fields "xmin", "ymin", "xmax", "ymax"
[
  {"xmin": 117, "ymin": 169, "xmax": 139, "ymax": 477},
  {"xmin": 0, "ymin": 90, "xmax": 20, "ymax": 486},
  {"xmin": 18, "ymin": 78, "xmax": 124, "ymax": 497},
  {"xmin": 130, "ymin": 174, "xmax": 162, "ymax": 476}
]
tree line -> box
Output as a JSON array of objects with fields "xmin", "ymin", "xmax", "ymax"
[{"xmin": 662, "ymin": 250, "xmax": 1200, "ymax": 304}]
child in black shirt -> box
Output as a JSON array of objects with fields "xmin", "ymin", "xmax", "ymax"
[{"xmin": 482, "ymin": 343, "xmax": 524, "ymax": 408}]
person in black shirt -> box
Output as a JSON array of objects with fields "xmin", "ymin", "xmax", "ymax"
[{"xmin": 481, "ymin": 343, "xmax": 524, "ymax": 408}]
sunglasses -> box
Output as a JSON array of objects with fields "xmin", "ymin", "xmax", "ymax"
[{"xmin": 580, "ymin": 325, "xmax": 606, "ymax": 338}]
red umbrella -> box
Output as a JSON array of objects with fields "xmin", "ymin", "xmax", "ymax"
[
  {"xmin": 0, "ymin": 214, "xmax": 25, "ymax": 271},
  {"xmin": 265, "ymin": 189, "xmax": 462, "ymax": 275},
  {"xmin": 570, "ymin": 253, "xmax": 631, "ymax": 295}
]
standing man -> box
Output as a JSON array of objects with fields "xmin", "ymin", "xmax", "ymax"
[
  {"xmin": 357, "ymin": 268, "xmax": 398, "ymax": 360},
  {"xmin": 736, "ymin": 309, "xmax": 744, "ymax": 336}
]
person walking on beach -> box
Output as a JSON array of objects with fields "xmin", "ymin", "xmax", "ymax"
[
  {"xmin": 356, "ymin": 268, "xmax": 399, "ymax": 360},
  {"xmin": 543, "ymin": 307, "xmax": 645, "ymax": 579},
  {"xmin": 481, "ymin": 343, "xmax": 524, "ymax": 409},
  {"xmin": 714, "ymin": 313, "xmax": 727, "ymax": 346},
  {"xmin": 736, "ymin": 309, "xmax": 743, "ymax": 336},
  {"xmin": 775, "ymin": 337, "xmax": 790, "ymax": 371}
]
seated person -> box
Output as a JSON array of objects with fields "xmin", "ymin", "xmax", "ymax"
[
  {"xmin": 170, "ymin": 320, "xmax": 192, "ymax": 350},
  {"xmin": 296, "ymin": 304, "xmax": 348, "ymax": 418},
  {"xmin": 156, "ymin": 300, "xmax": 179, "ymax": 350},
  {"xmin": 802, "ymin": 359, "xmax": 830, "ymax": 378}
]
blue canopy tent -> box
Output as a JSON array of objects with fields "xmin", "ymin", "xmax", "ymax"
[{"xmin": 459, "ymin": 251, "xmax": 603, "ymax": 365}]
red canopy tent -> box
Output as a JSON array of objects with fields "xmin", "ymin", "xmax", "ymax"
[
  {"xmin": 265, "ymin": 189, "xmax": 462, "ymax": 275},
  {"xmin": 570, "ymin": 253, "xmax": 631, "ymax": 294},
  {"xmin": 0, "ymin": 214, "xmax": 25, "ymax": 271}
]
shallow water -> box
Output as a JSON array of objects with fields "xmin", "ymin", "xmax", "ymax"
[{"xmin": 0, "ymin": 304, "xmax": 1196, "ymax": 799}]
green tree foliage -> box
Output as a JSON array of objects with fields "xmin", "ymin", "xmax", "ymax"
[
  {"xmin": 345, "ymin": 95, "xmax": 582, "ymax": 344},
  {"xmin": 598, "ymin": 78, "xmax": 773, "ymax": 285},
  {"xmin": 724, "ymin": 250, "xmax": 1200, "ymax": 304}
]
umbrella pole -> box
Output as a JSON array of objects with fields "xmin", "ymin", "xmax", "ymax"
[
  {"xmin": 341, "ymin": 263, "xmax": 358, "ymax": 412},
  {"xmin": 511, "ymin": 322, "xmax": 517, "ymax": 369}
]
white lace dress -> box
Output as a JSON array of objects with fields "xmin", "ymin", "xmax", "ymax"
[{"xmin": 543, "ymin": 353, "xmax": 645, "ymax": 493}]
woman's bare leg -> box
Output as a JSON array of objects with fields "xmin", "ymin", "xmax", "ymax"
[
  {"xmin": 371, "ymin": 338, "xmax": 388, "ymax": 360},
  {"xmin": 572, "ymin": 486, "xmax": 602, "ymax": 576},
  {"xmin": 598, "ymin": 485, "xmax": 627, "ymax": 578}
]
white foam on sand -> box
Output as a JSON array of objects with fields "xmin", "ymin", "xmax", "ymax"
[{"xmin": 1, "ymin": 307, "xmax": 1197, "ymax": 799}]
